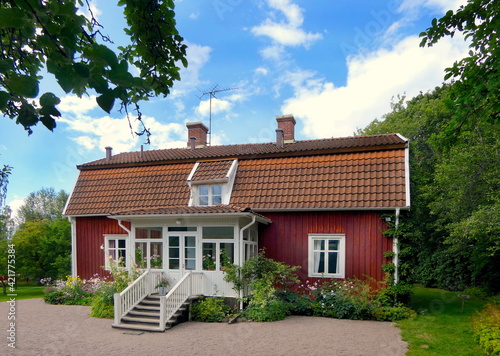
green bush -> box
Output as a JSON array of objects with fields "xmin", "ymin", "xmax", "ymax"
[
  {"xmin": 472, "ymin": 302, "xmax": 500, "ymax": 355},
  {"xmin": 372, "ymin": 304, "xmax": 417, "ymax": 321},
  {"xmin": 377, "ymin": 281, "xmax": 414, "ymax": 306},
  {"xmin": 277, "ymin": 292, "xmax": 314, "ymax": 316},
  {"xmin": 191, "ymin": 297, "xmax": 231, "ymax": 322},
  {"xmin": 90, "ymin": 282, "xmax": 116, "ymax": 319},
  {"xmin": 242, "ymin": 298, "xmax": 290, "ymax": 322}
]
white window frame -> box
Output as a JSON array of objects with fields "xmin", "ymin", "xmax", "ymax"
[
  {"xmin": 308, "ymin": 234, "xmax": 346, "ymax": 278},
  {"xmin": 104, "ymin": 234, "xmax": 128, "ymax": 269},
  {"xmin": 198, "ymin": 184, "xmax": 222, "ymax": 206}
]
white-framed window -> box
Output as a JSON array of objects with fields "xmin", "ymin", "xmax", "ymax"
[
  {"xmin": 201, "ymin": 226, "xmax": 234, "ymax": 271},
  {"xmin": 308, "ymin": 234, "xmax": 345, "ymax": 278},
  {"xmin": 104, "ymin": 235, "xmax": 128, "ymax": 269},
  {"xmin": 135, "ymin": 227, "xmax": 163, "ymax": 269},
  {"xmin": 198, "ymin": 184, "xmax": 222, "ymax": 206}
]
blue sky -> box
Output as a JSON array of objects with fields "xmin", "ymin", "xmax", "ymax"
[{"xmin": 1, "ymin": 0, "xmax": 468, "ymax": 217}]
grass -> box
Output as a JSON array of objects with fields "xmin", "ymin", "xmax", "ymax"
[
  {"xmin": 0, "ymin": 282, "xmax": 45, "ymax": 302},
  {"xmin": 397, "ymin": 285, "xmax": 487, "ymax": 355}
]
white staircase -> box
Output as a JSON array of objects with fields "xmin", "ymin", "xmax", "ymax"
[{"xmin": 112, "ymin": 271, "xmax": 204, "ymax": 332}]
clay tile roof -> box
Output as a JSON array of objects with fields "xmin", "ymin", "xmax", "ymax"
[
  {"xmin": 77, "ymin": 134, "xmax": 406, "ymax": 169},
  {"xmin": 109, "ymin": 204, "xmax": 270, "ymax": 221},
  {"xmin": 64, "ymin": 133, "xmax": 409, "ymax": 216},
  {"xmin": 191, "ymin": 160, "xmax": 233, "ymax": 181}
]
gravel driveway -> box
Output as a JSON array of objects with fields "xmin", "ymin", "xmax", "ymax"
[{"xmin": 1, "ymin": 298, "xmax": 407, "ymax": 356}]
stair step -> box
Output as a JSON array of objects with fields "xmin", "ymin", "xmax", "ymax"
[
  {"xmin": 128, "ymin": 310, "xmax": 160, "ymax": 319},
  {"xmin": 112, "ymin": 323, "xmax": 164, "ymax": 332},
  {"xmin": 122, "ymin": 316, "xmax": 160, "ymax": 325}
]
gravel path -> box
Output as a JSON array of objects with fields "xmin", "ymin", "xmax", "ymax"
[{"xmin": 1, "ymin": 298, "xmax": 407, "ymax": 356}]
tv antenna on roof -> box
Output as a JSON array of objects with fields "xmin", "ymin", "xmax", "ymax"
[{"xmin": 198, "ymin": 84, "xmax": 237, "ymax": 145}]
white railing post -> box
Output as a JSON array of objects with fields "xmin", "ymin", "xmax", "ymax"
[
  {"xmin": 159, "ymin": 296, "xmax": 166, "ymax": 331},
  {"xmin": 114, "ymin": 293, "xmax": 121, "ymax": 325}
]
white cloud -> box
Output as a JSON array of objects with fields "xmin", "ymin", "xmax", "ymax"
[
  {"xmin": 252, "ymin": 0, "xmax": 322, "ymax": 48},
  {"xmin": 197, "ymin": 99, "xmax": 232, "ymax": 117},
  {"xmin": 59, "ymin": 95, "xmax": 97, "ymax": 114},
  {"xmin": 171, "ymin": 42, "xmax": 212, "ymax": 98},
  {"xmin": 282, "ymin": 35, "xmax": 468, "ymax": 139},
  {"xmin": 255, "ymin": 67, "xmax": 269, "ymax": 75}
]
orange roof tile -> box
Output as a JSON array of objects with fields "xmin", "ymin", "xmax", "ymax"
[
  {"xmin": 191, "ymin": 160, "xmax": 233, "ymax": 181},
  {"xmin": 65, "ymin": 134, "xmax": 409, "ymax": 216}
]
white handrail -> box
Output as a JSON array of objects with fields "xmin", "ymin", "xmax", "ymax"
[
  {"xmin": 159, "ymin": 272, "xmax": 204, "ymax": 331},
  {"xmin": 113, "ymin": 270, "xmax": 164, "ymax": 326}
]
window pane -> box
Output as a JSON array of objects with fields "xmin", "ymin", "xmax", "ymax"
[
  {"xmin": 136, "ymin": 227, "xmax": 162, "ymax": 239},
  {"xmin": 185, "ymin": 259, "xmax": 196, "ymax": 270},
  {"xmin": 169, "ymin": 259, "xmax": 179, "ymax": 269},
  {"xmin": 169, "ymin": 236, "xmax": 179, "ymax": 246},
  {"xmin": 168, "ymin": 226, "xmax": 197, "ymax": 232},
  {"xmin": 220, "ymin": 243, "xmax": 234, "ymax": 270},
  {"xmin": 185, "ymin": 247, "xmax": 196, "ymax": 258},
  {"xmin": 199, "ymin": 196, "xmax": 209, "ymax": 206},
  {"xmin": 328, "ymin": 252, "xmax": 338, "ymax": 274},
  {"xmin": 135, "ymin": 242, "xmax": 147, "ymax": 268},
  {"xmin": 203, "ymin": 226, "xmax": 234, "ymax": 239},
  {"xmin": 203, "ymin": 243, "xmax": 216, "ymax": 270},
  {"xmin": 212, "ymin": 184, "xmax": 222, "ymax": 195},
  {"xmin": 185, "ymin": 235, "xmax": 196, "ymax": 247},
  {"xmin": 212, "ymin": 195, "xmax": 222, "ymax": 205},
  {"xmin": 314, "ymin": 251, "xmax": 325, "ymax": 273},
  {"xmin": 199, "ymin": 185, "xmax": 209, "ymax": 195},
  {"xmin": 150, "ymin": 242, "xmax": 163, "ymax": 268},
  {"xmin": 314, "ymin": 239, "xmax": 325, "ymax": 250},
  {"xmin": 118, "ymin": 240, "xmax": 126, "ymax": 249},
  {"xmin": 169, "ymin": 247, "xmax": 179, "ymax": 258},
  {"xmin": 328, "ymin": 240, "xmax": 339, "ymax": 251},
  {"xmin": 108, "ymin": 240, "xmax": 116, "ymax": 248}
]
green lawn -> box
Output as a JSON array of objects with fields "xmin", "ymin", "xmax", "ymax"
[
  {"xmin": 0, "ymin": 282, "xmax": 45, "ymax": 302},
  {"xmin": 397, "ymin": 286, "xmax": 486, "ymax": 356}
]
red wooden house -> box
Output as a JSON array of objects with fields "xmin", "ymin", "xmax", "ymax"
[{"xmin": 64, "ymin": 114, "xmax": 410, "ymax": 331}]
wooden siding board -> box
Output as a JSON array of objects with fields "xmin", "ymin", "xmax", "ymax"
[
  {"xmin": 76, "ymin": 217, "xmax": 129, "ymax": 279},
  {"xmin": 259, "ymin": 211, "xmax": 391, "ymax": 283}
]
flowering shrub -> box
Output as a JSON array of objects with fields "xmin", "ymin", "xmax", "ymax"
[
  {"xmin": 43, "ymin": 256, "xmax": 144, "ymax": 319},
  {"xmin": 43, "ymin": 274, "xmax": 109, "ymax": 306}
]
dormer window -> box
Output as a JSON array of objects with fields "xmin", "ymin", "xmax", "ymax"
[
  {"xmin": 199, "ymin": 184, "xmax": 222, "ymax": 206},
  {"xmin": 187, "ymin": 160, "xmax": 238, "ymax": 207}
]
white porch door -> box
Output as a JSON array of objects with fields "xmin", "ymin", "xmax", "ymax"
[{"xmin": 166, "ymin": 232, "xmax": 197, "ymax": 284}]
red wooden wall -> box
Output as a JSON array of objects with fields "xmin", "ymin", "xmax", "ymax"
[
  {"xmin": 75, "ymin": 217, "xmax": 130, "ymax": 279},
  {"xmin": 259, "ymin": 211, "xmax": 392, "ymax": 283}
]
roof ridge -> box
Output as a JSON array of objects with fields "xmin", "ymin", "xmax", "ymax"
[{"xmin": 79, "ymin": 133, "xmax": 407, "ymax": 169}]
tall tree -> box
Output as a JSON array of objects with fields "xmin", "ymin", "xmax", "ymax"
[
  {"xmin": 17, "ymin": 187, "xmax": 68, "ymax": 224},
  {"xmin": 0, "ymin": 0, "xmax": 187, "ymax": 140},
  {"xmin": 0, "ymin": 163, "xmax": 12, "ymax": 208},
  {"xmin": 419, "ymin": 0, "xmax": 500, "ymax": 147}
]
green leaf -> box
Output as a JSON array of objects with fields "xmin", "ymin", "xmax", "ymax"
[
  {"xmin": 0, "ymin": 59, "xmax": 14, "ymax": 73},
  {"xmin": 0, "ymin": 8, "xmax": 26, "ymax": 29},
  {"xmin": 96, "ymin": 91, "xmax": 115, "ymax": 113},
  {"xmin": 73, "ymin": 63, "xmax": 90, "ymax": 78},
  {"xmin": 40, "ymin": 116, "xmax": 57, "ymax": 131},
  {"xmin": 39, "ymin": 93, "xmax": 61, "ymax": 107},
  {"xmin": 0, "ymin": 91, "xmax": 10, "ymax": 111},
  {"xmin": 40, "ymin": 106, "xmax": 61, "ymax": 118},
  {"xmin": 5, "ymin": 75, "xmax": 39, "ymax": 98}
]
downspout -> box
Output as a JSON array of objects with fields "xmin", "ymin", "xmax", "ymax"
[
  {"xmin": 393, "ymin": 208, "xmax": 401, "ymax": 284},
  {"xmin": 118, "ymin": 219, "xmax": 132, "ymax": 268},
  {"xmin": 68, "ymin": 217, "xmax": 77, "ymax": 277},
  {"xmin": 238, "ymin": 215, "xmax": 256, "ymax": 310}
]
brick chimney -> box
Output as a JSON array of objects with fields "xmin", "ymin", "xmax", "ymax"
[
  {"xmin": 186, "ymin": 122, "xmax": 208, "ymax": 148},
  {"xmin": 105, "ymin": 146, "xmax": 112, "ymax": 160},
  {"xmin": 276, "ymin": 114, "xmax": 296, "ymax": 143}
]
